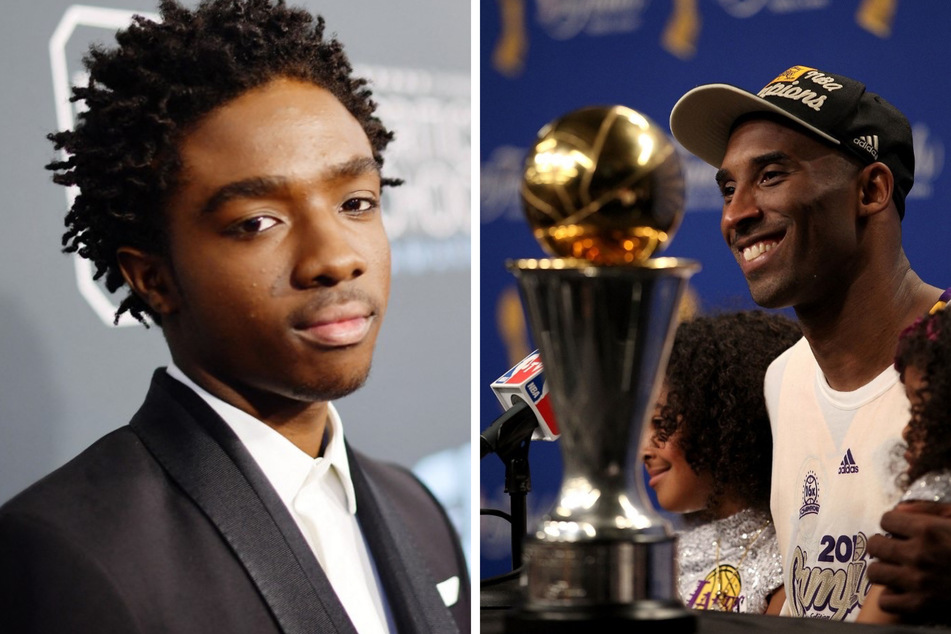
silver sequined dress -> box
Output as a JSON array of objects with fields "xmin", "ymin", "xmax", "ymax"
[
  {"xmin": 901, "ymin": 469, "xmax": 951, "ymax": 503},
  {"xmin": 677, "ymin": 507, "xmax": 783, "ymax": 614}
]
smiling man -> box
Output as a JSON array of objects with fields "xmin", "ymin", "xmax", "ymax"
[
  {"xmin": 669, "ymin": 66, "xmax": 945, "ymax": 621},
  {"xmin": 0, "ymin": 2, "xmax": 468, "ymax": 633}
]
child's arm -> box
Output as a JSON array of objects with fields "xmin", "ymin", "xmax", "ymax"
[
  {"xmin": 764, "ymin": 585, "xmax": 785, "ymax": 615},
  {"xmin": 856, "ymin": 584, "xmax": 900, "ymax": 624}
]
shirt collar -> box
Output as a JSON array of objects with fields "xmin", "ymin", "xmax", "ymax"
[{"xmin": 165, "ymin": 363, "xmax": 357, "ymax": 514}]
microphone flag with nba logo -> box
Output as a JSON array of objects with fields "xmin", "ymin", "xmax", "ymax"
[{"xmin": 490, "ymin": 350, "xmax": 559, "ymax": 442}]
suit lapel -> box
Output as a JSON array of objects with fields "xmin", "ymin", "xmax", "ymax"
[
  {"xmin": 130, "ymin": 370, "xmax": 357, "ymax": 634},
  {"xmin": 349, "ymin": 447, "xmax": 460, "ymax": 634}
]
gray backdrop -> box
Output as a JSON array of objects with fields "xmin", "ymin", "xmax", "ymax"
[{"xmin": 0, "ymin": 0, "xmax": 470, "ymax": 506}]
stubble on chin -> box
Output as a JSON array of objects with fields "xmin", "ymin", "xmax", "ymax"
[
  {"xmin": 289, "ymin": 365, "xmax": 372, "ymax": 402},
  {"xmin": 745, "ymin": 269, "xmax": 795, "ymax": 310},
  {"xmin": 749, "ymin": 287, "xmax": 782, "ymax": 310}
]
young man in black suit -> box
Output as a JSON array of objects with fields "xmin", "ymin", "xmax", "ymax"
[{"xmin": 0, "ymin": 1, "xmax": 469, "ymax": 632}]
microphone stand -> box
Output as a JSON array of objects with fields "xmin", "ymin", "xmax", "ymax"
[
  {"xmin": 498, "ymin": 426, "xmax": 531, "ymax": 570},
  {"xmin": 480, "ymin": 404, "xmax": 535, "ymax": 608}
]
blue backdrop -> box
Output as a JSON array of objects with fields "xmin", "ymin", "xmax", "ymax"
[{"xmin": 479, "ymin": 0, "xmax": 951, "ymax": 578}]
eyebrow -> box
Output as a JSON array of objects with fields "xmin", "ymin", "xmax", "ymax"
[
  {"xmin": 715, "ymin": 151, "xmax": 791, "ymax": 187},
  {"xmin": 200, "ymin": 176, "xmax": 288, "ymax": 216},
  {"xmin": 199, "ymin": 156, "xmax": 382, "ymax": 216},
  {"xmin": 328, "ymin": 156, "xmax": 382, "ymax": 181}
]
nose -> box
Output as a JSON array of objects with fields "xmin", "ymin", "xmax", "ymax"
[
  {"xmin": 720, "ymin": 183, "xmax": 763, "ymax": 244},
  {"xmin": 640, "ymin": 429, "xmax": 662, "ymax": 462},
  {"xmin": 292, "ymin": 210, "xmax": 368, "ymax": 288}
]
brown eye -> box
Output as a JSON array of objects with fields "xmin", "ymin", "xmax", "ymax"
[
  {"xmin": 225, "ymin": 215, "xmax": 280, "ymax": 236},
  {"xmin": 341, "ymin": 197, "xmax": 378, "ymax": 215}
]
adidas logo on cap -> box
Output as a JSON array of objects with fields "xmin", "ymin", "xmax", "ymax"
[
  {"xmin": 838, "ymin": 448, "xmax": 860, "ymax": 474},
  {"xmin": 853, "ymin": 134, "xmax": 879, "ymax": 159}
]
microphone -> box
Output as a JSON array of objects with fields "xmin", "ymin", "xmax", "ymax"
[
  {"xmin": 481, "ymin": 350, "xmax": 560, "ymax": 458},
  {"xmin": 480, "ymin": 399, "xmax": 535, "ymax": 459}
]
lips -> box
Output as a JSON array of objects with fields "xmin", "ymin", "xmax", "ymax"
[
  {"xmin": 294, "ymin": 300, "xmax": 375, "ymax": 347},
  {"xmin": 732, "ymin": 229, "xmax": 786, "ymax": 273},
  {"xmin": 644, "ymin": 464, "xmax": 670, "ymax": 489},
  {"xmin": 742, "ymin": 240, "xmax": 778, "ymax": 262}
]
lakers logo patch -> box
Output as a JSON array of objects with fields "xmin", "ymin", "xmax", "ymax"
[
  {"xmin": 767, "ymin": 65, "xmax": 816, "ymax": 85},
  {"xmin": 686, "ymin": 564, "xmax": 744, "ymax": 612}
]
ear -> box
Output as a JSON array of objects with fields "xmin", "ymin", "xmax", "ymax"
[
  {"xmin": 116, "ymin": 247, "xmax": 180, "ymax": 318},
  {"xmin": 856, "ymin": 162, "xmax": 894, "ymax": 218}
]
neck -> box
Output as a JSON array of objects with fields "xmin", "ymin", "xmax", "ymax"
[
  {"xmin": 253, "ymin": 401, "xmax": 332, "ymax": 459},
  {"xmin": 794, "ymin": 254, "xmax": 942, "ymax": 391},
  {"xmin": 707, "ymin": 495, "xmax": 748, "ymax": 520},
  {"xmin": 171, "ymin": 362, "xmax": 331, "ymax": 458}
]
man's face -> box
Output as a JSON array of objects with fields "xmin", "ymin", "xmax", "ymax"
[
  {"xmin": 159, "ymin": 78, "xmax": 390, "ymax": 406},
  {"xmin": 717, "ymin": 118, "xmax": 863, "ymax": 310}
]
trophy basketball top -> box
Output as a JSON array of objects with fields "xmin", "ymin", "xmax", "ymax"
[{"xmin": 520, "ymin": 105, "xmax": 686, "ymax": 265}]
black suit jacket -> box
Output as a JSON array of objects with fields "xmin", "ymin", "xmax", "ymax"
[{"xmin": 0, "ymin": 370, "xmax": 470, "ymax": 633}]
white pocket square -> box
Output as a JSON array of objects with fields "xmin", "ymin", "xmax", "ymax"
[{"xmin": 436, "ymin": 576, "xmax": 459, "ymax": 606}]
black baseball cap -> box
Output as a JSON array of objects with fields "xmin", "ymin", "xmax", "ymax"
[{"xmin": 669, "ymin": 65, "xmax": 915, "ymax": 218}]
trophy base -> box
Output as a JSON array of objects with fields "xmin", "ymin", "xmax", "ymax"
[
  {"xmin": 507, "ymin": 601, "xmax": 696, "ymax": 632},
  {"xmin": 521, "ymin": 536, "xmax": 678, "ymax": 605},
  {"xmin": 480, "ymin": 575, "xmax": 521, "ymax": 610}
]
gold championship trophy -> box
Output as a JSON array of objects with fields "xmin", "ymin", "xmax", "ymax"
[{"xmin": 508, "ymin": 106, "xmax": 699, "ymax": 630}]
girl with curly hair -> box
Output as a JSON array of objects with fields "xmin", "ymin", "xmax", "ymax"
[
  {"xmin": 642, "ymin": 310, "xmax": 800, "ymax": 614},
  {"xmin": 894, "ymin": 304, "xmax": 951, "ymax": 494},
  {"xmin": 859, "ymin": 301, "xmax": 951, "ymax": 624}
]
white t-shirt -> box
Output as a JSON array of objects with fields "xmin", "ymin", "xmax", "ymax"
[{"xmin": 766, "ymin": 338, "xmax": 906, "ymax": 621}]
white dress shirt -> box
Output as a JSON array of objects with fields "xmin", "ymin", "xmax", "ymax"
[{"xmin": 166, "ymin": 364, "xmax": 391, "ymax": 634}]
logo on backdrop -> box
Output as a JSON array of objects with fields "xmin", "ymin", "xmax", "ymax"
[
  {"xmin": 492, "ymin": 0, "xmax": 655, "ymax": 77},
  {"xmin": 494, "ymin": 0, "xmax": 896, "ymax": 77},
  {"xmin": 718, "ymin": 0, "xmax": 898, "ymax": 40},
  {"xmin": 361, "ymin": 65, "xmax": 471, "ymax": 276},
  {"xmin": 481, "ymin": 145, "xmax": 529, "ymax": 224},
  {"xmin": 51, "ymin": 7, "xmax": 469, "ymax": 327},
  {"xmin": 718, "ymin": 0, "xmax": 830, "ymax": 19},
  {"xmin": 679, "ymin": 149, "xmax": 723, "ymax": 213},
  {"xmin": 536, "ymin": 0, "xmax": 649, "ymax": 40},
  {"xmin": 910, "ymin": 123, "xmax": 945, "ymax": 199}
]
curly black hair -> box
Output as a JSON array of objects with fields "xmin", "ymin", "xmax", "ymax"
[
  {"xmin": 654, "ymin": 311, "xmax": 801, "ymax": 514},
  {"xmin": 894, "ymin": 307, "xmax": 951, "ymax": 485},
  {"xmin": 47, "ymin": 0, "xmax": 399, "ymax": 324}
]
